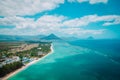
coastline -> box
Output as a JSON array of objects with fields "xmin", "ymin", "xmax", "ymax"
[{"xmin": 1, "ymin": 44, "xmax": 54, "ymax": 80}]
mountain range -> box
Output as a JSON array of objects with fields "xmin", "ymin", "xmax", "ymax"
[
  {"xmin": 0, "ymin": 34, "xmax": 96, "ymax": 41},
  {"xmin": 0, "ymin": 34, "xmax": 62, "ymax": 41}
]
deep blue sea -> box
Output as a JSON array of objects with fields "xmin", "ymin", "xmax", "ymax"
[{"xmin": 8, "ymin": 40, "xmax": 120, "ymax": 80}]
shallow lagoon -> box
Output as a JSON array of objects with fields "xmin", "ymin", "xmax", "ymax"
[{"xmin": 9, "ymin": 42, "xmax": 120, "ymax": 80}]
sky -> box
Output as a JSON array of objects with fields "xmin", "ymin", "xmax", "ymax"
[{"xmin": 0, "ymin": 0, "xmax": 120, "ymax": 39}]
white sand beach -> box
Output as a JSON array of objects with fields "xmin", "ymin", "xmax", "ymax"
[{"xmin": 1, "ymin": 44, "xmax": 54, "ymax": 80}]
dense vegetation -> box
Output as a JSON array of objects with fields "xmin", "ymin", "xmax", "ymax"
[
  {"xmin": 0, "ymin": 61, "xmax": 23, "ymax": 77},
  {"xmin": 15, "ymin": 43, "xmax": 51, "ymax": 59},
  {"xmin": 0, "ymin": 42, "xmax": 51, "ymax": 59},
  {"xmin": 0, "ymin": 42, "xmax": 24, "ymax": 58},
  {"xmin": 39, "ymin": 43, "xmax": 51, "ymax": 53}
]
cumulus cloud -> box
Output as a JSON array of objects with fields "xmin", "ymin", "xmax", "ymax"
[
  {"xmin": 63, "ymin": 15, "xmax": 120, "ymax": 27},
  {"xmin": 98, "ymin": 15, "xmax": 120, "ymax": 26},
  {"xmin": 0, "ymin": 0, "xmax": 109, "ymax": 17},
  {"xmin": 68, "ymin": 0, "xmax": 108, "ymax": 4},
  {"xmin": 0, "ymin": 14, "xmax": 120, "ymax": 28},
  {"xmin": 0, "ymin": 14, "xmax": 120, "ymax": 36},
  {"xmin": 36, "ymin": 15, "xmax": 66, "ymax": 28},
  {"xmin": 0, "ymin": 0, "xmax": 64, "ymax": 16},
  {"xmin": 89, "ymin": 0, "xmax": 108, "ymax": 4},
  {"xmin": 0, "ymin": 16, "xmax": 34, "ymax": 27}
]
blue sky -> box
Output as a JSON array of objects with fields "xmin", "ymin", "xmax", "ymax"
[{"xmin": 0, "ymin": 0, "xmax": 120, "ymax": 39}]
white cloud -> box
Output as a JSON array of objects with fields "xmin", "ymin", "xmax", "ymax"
[
  {"xmin": 97, "ymin": 15, "xmax": 120, "ymax": 26},
  {"xmin": 0, "ymin": 14, "xmax": 120, "ymax": 28},
  {"xmin": 0, "ymin": 14, "xmax": 120, "ymax": 37},
  {"xmin": 63, "ymin": 15, "xmax": 120, "ymax": 27},
  {"xmin": 0, "ymin": 16, "xmax": 35, "ymax": 29},
  {"xmin": 90, "ymin": 0, "xmax": 108, "ymax": 4},
  {"xmin": 36, "ymin": 15, "xmax": 66, "ymax": 28},
  {"xmin": 0, "ymin": 0, "xmax": 64, "ymax": 16},
  {"xmin": 0, "ymin": 27, "xmax": 105, "ymax": 37},
  {"xmin": 58, "ymin": 28, "xmax": 105, "ymax": 37},
  {"xmin": 68, "ymin": 0, "xmax": 88, "ymax": 3},
  {"xmin": 0, "ymin": 0, "xmax": 109, "ymax": 17},
  {"xmin": 68, "ymin": 0, "xmax": 108, "ymax": 4}
]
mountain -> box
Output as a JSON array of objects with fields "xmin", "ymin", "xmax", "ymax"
[
  {"xmin": 87, "ymin": 36, "xmax": 94, "ymax": 40},
  {"xmin": 41, "ymin": 34, "xmax": 62, "ymax": 41}
]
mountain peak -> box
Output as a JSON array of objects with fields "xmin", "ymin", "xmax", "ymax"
[
  {"xmin": 49, "ymin": 33, "xmax": 56, "ymax": 37},
  {"xmin": 87, "ymin": 36, "xmax": 94, "ymax": 40},
  {"xmin": 41, "ymin": 33, "xmax": 61, "ymax": 40}
]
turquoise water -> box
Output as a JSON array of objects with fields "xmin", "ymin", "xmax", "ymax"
[{"xmin": 8, "ymin": 41, "xmax": 120, "ymax": 80}]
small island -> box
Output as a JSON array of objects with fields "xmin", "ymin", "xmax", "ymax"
[{"xmin": 0, "ymin": 41, "xmax": 53, "ymax": 80}]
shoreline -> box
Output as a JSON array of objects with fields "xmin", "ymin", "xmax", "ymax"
[{"xmin": 1, "ymin": 44, "xmax": 54, "ymax": 80}]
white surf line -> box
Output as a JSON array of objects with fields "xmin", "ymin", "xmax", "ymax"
[
  {"xmin": 70, "ymin": 44, "xmax": 120, "ymax": 65},
  {"xmin": 94, "ymin": 50, "xmax": 120, "ymax": 65}
]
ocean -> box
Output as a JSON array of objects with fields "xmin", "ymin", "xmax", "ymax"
[{"xmin": 8, "ymin": 40, "xmax": 120, "ymax": 80}]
